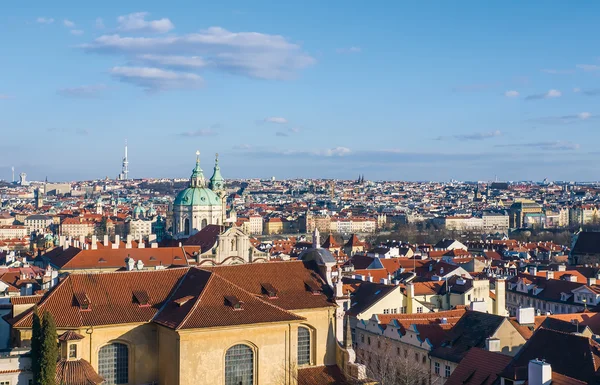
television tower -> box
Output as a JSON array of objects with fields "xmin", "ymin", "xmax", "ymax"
[{"xmin": 118, "ymin": 140, "xmax": 129, "ymax": 180}]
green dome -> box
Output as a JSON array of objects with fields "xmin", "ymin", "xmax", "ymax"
[{"xmin": 174, "ymin": 187, "xmax": 221, "ymax": 207}]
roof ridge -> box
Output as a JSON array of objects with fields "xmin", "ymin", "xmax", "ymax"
[
  {"xmin": 153, "ymin": 267, "xmax": 193, "ymax": 323},
  {"xmin": 207, "ymin": 269, "xmax": 307, "ymax": 321},
  {"xmin": 13, "ymin": 274, "xmax": 73, "ymax": 328},
  {"xmin": 177, "ymin": 270, "xmax": 215, "ymax": 330}
]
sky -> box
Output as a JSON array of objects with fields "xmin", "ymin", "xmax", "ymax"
[{"xmin": 1, "ymin": 1, "xmax": 600, "ymax": 182}]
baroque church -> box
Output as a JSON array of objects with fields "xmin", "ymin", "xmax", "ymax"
[{"xmin": 172, "ymin": 151, "xmax": 227, "ymax": 238}]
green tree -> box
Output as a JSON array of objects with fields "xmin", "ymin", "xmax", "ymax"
[
  {"xmin": 38, "ymin": 311, "xmax": 58, "ymax": 385},
  {"xmin": 31, "ymin": 307, "xmax": 42, "ymax": 385}
]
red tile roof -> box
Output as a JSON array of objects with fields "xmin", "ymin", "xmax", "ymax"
[
  {"xmin": 297, "ymin": 365, "xmax": 351, "ymax": 385},
  {"xmin": 55, "ymin": 359, "xmax": 103, "ymax": 385},
  {"xmin": 445, "ymin": 347, "xmax": 512, "ymax": 385}
]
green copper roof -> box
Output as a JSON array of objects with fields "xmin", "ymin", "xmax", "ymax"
[
  {"xmin": 174, "ymin": 186, "xmax": 221, "ymax": 206},
  {"xmin": 209, "ymin": 153, "xmax": 224, "ymax": 189}
]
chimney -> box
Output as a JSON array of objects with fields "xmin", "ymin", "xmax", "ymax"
[
  {"xmin": 528, "ymin": 359, "xmax": 551, "ymax": 385},
  {"xmin": 406, "ymin": 283, "xmax": 414, "ymax": 314},
  {"xmin": 558, "ymin": 264, "xmax": 566, "ymax": 272},
  {"xmin": 103, "ymin": 234, "xmax": 109, "ymax": 247},
  {"xmin": 588, "ymin": 277, "xmax": 597, "ymax": 286},
  {"xmin": 138, "ymin": 235, "xmax": 145, "ymax": 248},
  {"xmin": 91, "ymin": 235, "xmax": 97, "ymax": 250},
  {"xmin": 112, "ymin": 235, "xmax": 120, "ymax": 249},
  {"xmin": 546, "ymin": 271, "xmax": 554, "ymax": 280},
  {"xmin": 126, "ymin": 234, "xmax": 132, "ymax": 249},
  {"xmin": 529, "ymin": 266, "xmax": 538, "ymax": 276},
  {"xmin": 494, "ymin": 279, "xmax": 506, "ymax": 316},
  {"xmin": 79, "ymin": 235, "xmax": 85, "ymax": 247},
  {"xmin": 380, "ymin": 278, "xmax": 389, "ymax": 285},
  {"xmin": 517, "ymin": 307, "xmax": 535, "ymax": 325},
  {"xmin": 148, "ymin": 234, "xmax": 157, "ymax": 243},
  {"xmin": 151, "ymin": 242, "xmax": 158, "ymax": 249},
  {"xmin": 485, "ymin": 337, "xmax": 501, "ymax": 352}
]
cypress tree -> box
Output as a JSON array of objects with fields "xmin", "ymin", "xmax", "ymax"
[
  {"xmin": 31, "ymin": 306, "xmax": 42, "ymax": 385},
  {"xmin": 39, "ymin": 311, "xmax": 58, "ymax": 385}
]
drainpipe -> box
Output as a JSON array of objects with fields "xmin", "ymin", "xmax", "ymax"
[{"xmin": 85, "ymin": 326, "xmax": 94, "ymax": 363}]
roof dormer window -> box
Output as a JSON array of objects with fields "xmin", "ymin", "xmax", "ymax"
[
  {"xmin": 133, "ymin": 290, "xmax": 150, "ymax": 307},
  {"xmin": 73, "ymin": 292, "xmax": 91, "ymax": 311},
  {"xmin": 304, "ymin": 280, "xmax": 322, "ymax": 295},
  {"xmin": 261, "ymin": 283, "xmax": 278, "ymax": 299},
  {"xmin": 225, "ymin": 295, "xmax": 243, "ymax": 310}
]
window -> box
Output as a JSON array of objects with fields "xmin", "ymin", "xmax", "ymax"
[
  {"xmin": 422, "ymin": 355, "xmax": 426, "ymax": 364},
  {"xmin": 377, "ymin": 340, "xmax": 381, "ymax": 349},
  {"xmin": 225, "ymin": 344, "xmax": 254, "ymax": 385},
  {"xmin": 383, "ymin": 309, "xmax": 389, "ymax": 314},
  {"xmin": 361, "ymin": 334, "xmax": 364, "ymax": 343},
  {"xmin": 69, "ymin": 344, "xmax": 77, "ymax": 358},
  {"xmin": 417, "ymin": 307, "xmax": 423, "ymax": 313},
  {"xmin": 401, "ymin": 306, "xmax": 407, "ymax": 314},
  {"xmin": 298, "ymin": 327, "xmax": 311, "ymax": 365},
  {"xmin": 397, "ymin": 347, "xmax": 401, "ymax": 355},
  {"xmin": 98, "ymin": 343, "xmax": 128, "ymax": 385},
  {"xmin": 445, "ymin": 365, "xmax": 451, "ymax": 378},
  {"xmin": 434, "ymin": 362, "xmax": 440, "ymax": 375},
  {"xmin": 404, "ymin": 349, "xmax": 408, "ymax": 358},
  {"xmin": 0, "ymin": 381, "xmax": 10, "ymax": 385},
  {"xmin": 415, "ymin": 352, "xmax": 419, "ymax": 362},
  {"xmin": 368, "ymin": 337, "xmax": 371, "ymax": 345},
  {"xmin": 392, "ymin": 308, "xmax": 397, "ymax": 314}
]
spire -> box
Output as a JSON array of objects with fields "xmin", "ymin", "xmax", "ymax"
[
  {"xmin": 344, "ymin": 315, "xmax": 353, "ymax": 348},
  {"xmin": 190, "ymin": 150, "xmax": 206, "ymax": 188},
  {"xmin": 312, "ymin": 227, "xmax": 321, "ymax": 249},
  {"xmin": 209, "ymin": 152, "xmax": 225, "ymax": 191}
]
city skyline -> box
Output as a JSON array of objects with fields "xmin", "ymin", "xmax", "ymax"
[{"xmin": 2, "ymin": 1, "xmax": 600, "ymax": 181}]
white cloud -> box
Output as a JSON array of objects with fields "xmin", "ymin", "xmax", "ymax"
[
  {"xmin": 437, "ymin": 130, "xmax": 502, "ymax": 141},
  {"xmin": 0, "ymin": 94, "xmax": 12, "ymax": 100},
  {"xmin": 109, "ymin": 66, "xmax": 203, "ymax": 91},
  {"xmin": 95, "ymin": 18, "xmax": 105, "ymax": 29},
  {"xmin": 36, "ymin": 17, "xmax": 54, "ymax": 24},
  {"xmin": 525, "ymin": 89, "xmax": 561, "ymax": 100},
  {"xmin": 63, "ymin": 19, "xmax": 75, "ymax": 28},
  {"xmin": 496, "ymin": 141, "xmax": 579, "ymax": 151},
  {"xmin": 233, "ymin": 144, "xmax": 252, "ymax": 150},
  {"xmin": 264, "ymin": 117, "xmax": 288, "ymax": 124},
  {"xmin": 336, "ymin": 46, "xmax": 361, "ymax": 54},
  {"xmin": 70, "ymin": 29, "xmax": 84, "ymax": 36},
  {"xmin": 179, "ymin": 129, "xmax": 217, "ymax": 137},
  {"xmin": 578, "ymin": 112, "xmax": 592, "ymax": 120},
  {"xmin": 117, "ymin": 12, "xmax": 174, "ymax": 33},
  {"xmin": 573, "ymin": 87, "xmax": 581, "ymax": 93},
  {"xmin": 577, "ymin": 64, "xmax": 600, "ymax": 72},
  {"xmin": 138, "ymin": 54, "xmax": 207, "ymax": 69},
  {"xmin": 504, "ymin": 90, "xmax": 519, "ymax": 98},
  {"xmin": 81, "ymin": 27, "xmax": 315, "ymax": 80},
  {"xmin": 320, "ymin": 147, "xmax": 351, "ymax": 157},
  {"xmin": 57, "ymin": 84, "xmax": 106, "ymax": 98}
]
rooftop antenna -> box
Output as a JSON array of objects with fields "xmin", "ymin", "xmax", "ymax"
[{"xmin": 11, "ymin": 167, "xmax": 14, "ymax": 183}]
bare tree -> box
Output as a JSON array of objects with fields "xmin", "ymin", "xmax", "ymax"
[{"xmin": 357, "ymin": 335, "xmax": 433, "ymax": 385}]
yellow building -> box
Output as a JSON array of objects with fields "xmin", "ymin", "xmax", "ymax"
[{"xmin": 10, "ymin": 261, "xmax": 367, "ymax": 385}]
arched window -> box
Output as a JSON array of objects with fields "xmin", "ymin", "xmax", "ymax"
[
  {"xmin": 298, "ymin": 326, "xmax": 311, "ymax": 365},
  {"xmin": 98, "ymin": 343, "xmax": 128, "ymax": 385},
  {"xmin": 201, "ymin": 218, "xmax": 208, "ymax": 229},
  {"xmin": 225, "ymin": 344, "xmax": 254, "ymax": 385},
  {"xmin": 184, "ymin": 218, "xmax": 190, "ymax": 235}
]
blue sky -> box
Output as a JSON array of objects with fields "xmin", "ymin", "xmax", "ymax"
[{"xmin": 1, "ymin": 1, "xmax": 600, "ymax": 182}]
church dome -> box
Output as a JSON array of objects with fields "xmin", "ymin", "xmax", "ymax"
[
  {"xmin": 174, "ymin": 186, "xmax": 221, "ymax": 206},
  {"xmin": 174, "ymin": 151, "xmax": 222, "ymax": 207}
]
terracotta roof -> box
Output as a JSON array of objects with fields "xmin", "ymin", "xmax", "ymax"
[
  {"xmin": 10, "ymin": 295, "xmax": 44, "ymax": 305},
  {"xmin": 154, "ymin": 268, "xmax": 304, "ymax": 329},
  {"xmin": 500, "ymin": 328, "xmax": 600, "ymax": 383},
  {"xmin": 344, "ymin": 234, "xmax": 365, "ymax": 248},
  {"xmin": 183, "ymin": 224, "xmax": 223, "ymax": 253},
  {"xmin": 445, "ymin": 347, "xmax": 512, "ymax": 385},
  {"xmin": 297, "ymin": 365, "xmax": 351, "ymax": 385},
  {"xmin": 11, "ymin": 268, "xmax": 188, "ymax": 328},
  {"xmin": 56, "ymin": 359, "xmax": 103, "ymax": 385},
  {"xmin": 44, "ymin": 246, "xmax": 200, "ymax": 270},
  {"xmin": 12, "ymin": 261, "xmax": 333, "ymax": 330},
  {"xmin": 321, "ymin": 234, "xmax": 340, "ymax": 249},
  {"xmin": 204, "ymin": 261, "xmax": 334, "ymax": 311},
  {"xmin": 58, "ymin": 330, "xmax": 85, "ymax": 341}
]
